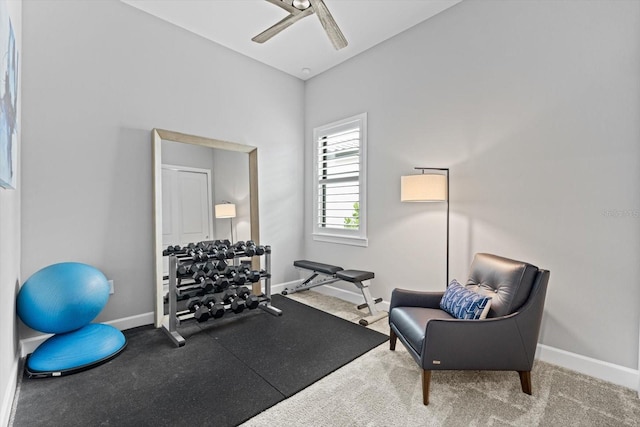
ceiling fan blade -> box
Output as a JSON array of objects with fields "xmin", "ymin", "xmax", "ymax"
[
  {"xmin": 252, "ymin": 7, "xmax": 315, "ymax": 44},
  {"xmin": 265, "ymin": 0, "xmax": 300, "ymax": 15},
  {"xmin": 308, "ymin": 0, "xmax": 348, "ymax": 50}
]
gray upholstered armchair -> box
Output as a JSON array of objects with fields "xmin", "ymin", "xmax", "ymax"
[{"xmin": 389, "ymin": 253, "xmax": 550, "ymax": 405}]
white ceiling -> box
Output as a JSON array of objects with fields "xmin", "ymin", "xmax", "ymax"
[{"xmin": 121, "ymin": 0, "xmax": 462, "ymax": 80}]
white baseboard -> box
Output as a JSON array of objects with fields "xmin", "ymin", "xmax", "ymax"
[
  {"xmin": 270, "ymin": 280, "xmax": 300, "ymax": 295},
  {"xmin": 1, "ymin": 354, "xmax": 19, "ymax": 427},
  {"xmin": 104, "ymin": 311, "xmax": 154, "ymax": 332},
  {"xmin": 19, "ymin": 312, "xmax": 154, "ymax": 357},
  {"xmin": 279, "ymin": 282, "xmax": 638, "ymax": 393},
  {"xmin": 19, "ymin": 334, "xmax": 53, "ymax": 358},
  {"xmin": 535, "ymin": 344, "xmax": 639, "ymax": 391},
  {"xmin": 14, "ymin": 286, "xmax": 640, "ymax": 395}
]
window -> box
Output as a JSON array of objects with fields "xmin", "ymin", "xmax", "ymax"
[{"xmin": 312, "ymin": 113, "xmax": 367, "ymax": 246}]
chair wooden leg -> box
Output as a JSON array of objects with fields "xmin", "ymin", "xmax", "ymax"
[
  {"xmin": 389, "ymin": 328, "xmax": 397, "ymax": 351},
  {"xmin": 422, "ymin": 370, "xmax": 431, "ymax": 405},
  {"xmin": 518, "ymin": 371, "xmax": 532, "ymax": 395}
]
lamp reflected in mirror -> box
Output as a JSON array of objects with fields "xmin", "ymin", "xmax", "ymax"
[{"xmin": 215, "ymin": 202, "xmax": 236, "ymax": 243}]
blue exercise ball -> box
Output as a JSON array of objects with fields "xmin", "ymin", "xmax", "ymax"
[{"xmin": 17, "ymin": 262, "xmax": 110, "ymax": 334}]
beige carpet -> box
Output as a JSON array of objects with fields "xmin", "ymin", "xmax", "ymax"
[{"xmin": 242, "ymin": 291, "xmax": 640, "ymax": 427}]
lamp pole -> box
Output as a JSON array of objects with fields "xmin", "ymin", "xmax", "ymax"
[{"xmin": 410, "ymin": 167, "xmax": 449, "ymax": 286}]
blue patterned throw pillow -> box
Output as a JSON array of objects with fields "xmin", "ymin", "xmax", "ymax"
[{"xmin": 440, "ymin": 280, "xmax": 492, "ymax": 320}]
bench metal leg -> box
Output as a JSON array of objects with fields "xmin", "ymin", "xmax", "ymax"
[
  {"xmin": 355, "ymin": 280, "xmax": 382, "ymax": 316},
  {"xmin": 354, "ymin": 279, "xmax": 388, "ymax": 326},
  {"xmin": 282, "ymin": 273, "xmax": 340, "ymax": 295}
]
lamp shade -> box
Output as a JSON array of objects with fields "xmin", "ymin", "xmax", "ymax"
[
  {"xmin": 401, "ymin": 174, "xmax": 447, "ymax": 202},
  {"xmin": 215, "ymin": 203, "xmax": 236, "ymax": 218}
]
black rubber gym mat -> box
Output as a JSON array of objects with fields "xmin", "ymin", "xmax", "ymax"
[
  {"xmin": 199, "ymin": 295, "xmax": 389, "ymax": 397},
  {"xmin": 12, "ymin": 295, "xmax": 388, "ymax": 426}
]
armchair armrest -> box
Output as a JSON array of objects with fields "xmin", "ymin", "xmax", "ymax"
[
  {"xmin": 390, "ymin": 288, "xmax": 444, "ymax": 312},
  {"xmin": 420, "ymin": 313, "xmax": 533, "ymax": 371}
]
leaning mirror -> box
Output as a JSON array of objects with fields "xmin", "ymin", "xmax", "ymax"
[{"xmin": 152, "ymin": 129, "xmax": 260, "ymax": 328}]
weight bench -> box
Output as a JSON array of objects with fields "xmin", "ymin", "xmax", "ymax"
[{"xmin": 283, "ymin": 260, "xmax": 388, "ymax": 326}]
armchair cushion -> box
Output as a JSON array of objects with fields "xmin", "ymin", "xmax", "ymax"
[
  {"xmin": 389, "ymin": 307, "xmax": 454, "ymax": 354},
  {"xmin": 439, "ymin": 280, "xmax": 492, "ymax": 320},
  {"xmin": 466, "ymin": 253, "xmax": 539, "ymax": 317}
]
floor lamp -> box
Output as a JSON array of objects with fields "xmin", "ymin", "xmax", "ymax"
[
  {"xmin": 214, "ymin": 202, "xmax": 236, "ymax": 243},
  {"xmin": 401, "ymin": 167, "xmax": 450, "ymax": 285}
]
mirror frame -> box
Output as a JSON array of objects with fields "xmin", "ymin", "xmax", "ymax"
[{"xmin": 152, "ymin": 128, "xmax": 260, "ymax": 327}]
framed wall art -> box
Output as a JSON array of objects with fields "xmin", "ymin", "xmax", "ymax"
[{"xmin": 0, "ymin": 0, "xmax": 18, "ymax": 190}]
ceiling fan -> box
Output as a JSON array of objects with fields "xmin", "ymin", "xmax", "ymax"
[{"xmin": 252, "ymin": 0, "xmax": 348, "ymax": 50}]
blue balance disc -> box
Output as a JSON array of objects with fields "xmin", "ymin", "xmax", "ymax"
[{"xmin": 26, "ymin": 323, "xmax": 127, "ymax": 378}]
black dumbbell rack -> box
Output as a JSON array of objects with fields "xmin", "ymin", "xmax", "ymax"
[{"xmin": 163, "ymin": 244, "xmax": 281, "ymax": 347}]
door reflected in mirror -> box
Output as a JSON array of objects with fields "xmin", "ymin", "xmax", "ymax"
[{"xmin": 161, "ymin": 141, "xmax": 250, "ymax": 247}]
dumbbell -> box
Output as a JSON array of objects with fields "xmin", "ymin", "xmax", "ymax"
[
  {"xmin": 208, "ymin": 248, "xmax": 226, "ymax": 261},
  {"xmin": 214, "ymin": 260, "xmax": 229, "ymax": 272},
  {"xmin": 214, "ymin": 247, "xmax": 235, "ymax": 260},
  {"xmin": 176, "ymin": 264, "xmax": 188, "ymax": 277},
  {"xmin": 228, "ymin": 270, "xmax": 247, "ymax": 286},
  {"xmin": 201, "ymin": 294, "xmax": 225, "ymax": 319},
  {"xmin": 237, "ymin": 266, "xmax": 261, "ymax": 283},
  {"xmin": 202, "ymin": 262, "xmax": 216, "ymax": 276},
  {"xmin": 244, "ymin": 241, "xmax": 265, "ymax": 256},
  {"xmin": 236, "ymin": 286, "xmax": 260, "ymax": 309},
  {"xmin": 162, "ymin": 245, "xmax": 177, "ymax": 256},
  {"xmin": 214, "ymin": 239, "xmax": 231, "ymax": 247},
  {"xmin": 188, "ymin": 250, "xmax": 208, "ymax": 262},
  {"xmin": 247, "ymin": 270, "xmax": 262, "ymax": 283},
  {"xmin": 233, "ymin": 241, "xmax": 256, "ymax": 257},
  {"xmin": 224, "ymin": 247, "xmax": 236, "ymax": 259},
  {"xmin": 189, "ymin": 264, "xmax": 206, "ymax": 281},
  {"xmin": 187, "ymin": 297, "xmax": 210, "ymax": 322},
  {"xmin": 193, "ymin": 276, "xmax": 215, "ymax": 293},
  {"xmin": 173, "ymin": 263, "xmax": 194, "ymax": 279},
  {"xmin": 212, "ymin": 274, "xmax": 231, "ymax": 292},
  {"xmin": 207, "ymin": 272, "xmax": 230, "ymax": 292},
  {"xmin": 222, "ymin": 289, "xmax": 246, "ymax": 314}
]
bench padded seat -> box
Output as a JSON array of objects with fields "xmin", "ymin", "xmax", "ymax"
[
  {"xmin": 294, "ymin": 260, "xmax": 343, "ymax": 275},
  {"xmin": 336, "ymin": 269, "xmax": 374, "ymax": 282}
]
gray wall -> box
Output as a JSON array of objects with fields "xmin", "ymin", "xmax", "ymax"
[
  {"xmin": 304, "ymin": 0, "xmax": 640, "ymax": 369},
  {"xmin": 0, "ymin": 1, "xmax": 21, "ymax": 422},
  {"xmin": 20, "ymin": 0, "xmax": 305, "ymax": 338},
  {"xmin": 212, "ymin": 149, "xmax": 250, "ymax": 243}
]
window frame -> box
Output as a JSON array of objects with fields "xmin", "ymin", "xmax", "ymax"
[{"xmin": 312, "ymin": 112, "xmax": 368, "ymax": 247}]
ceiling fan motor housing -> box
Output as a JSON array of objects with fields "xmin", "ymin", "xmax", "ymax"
[{"xmin": 292, "ymin": 0, "xmax": 311, "ymax": 11}]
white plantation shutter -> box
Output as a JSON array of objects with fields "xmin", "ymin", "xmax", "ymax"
[{"xmin": 313, "ymin": 113, "xmax": 367, "ymax": 247}]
